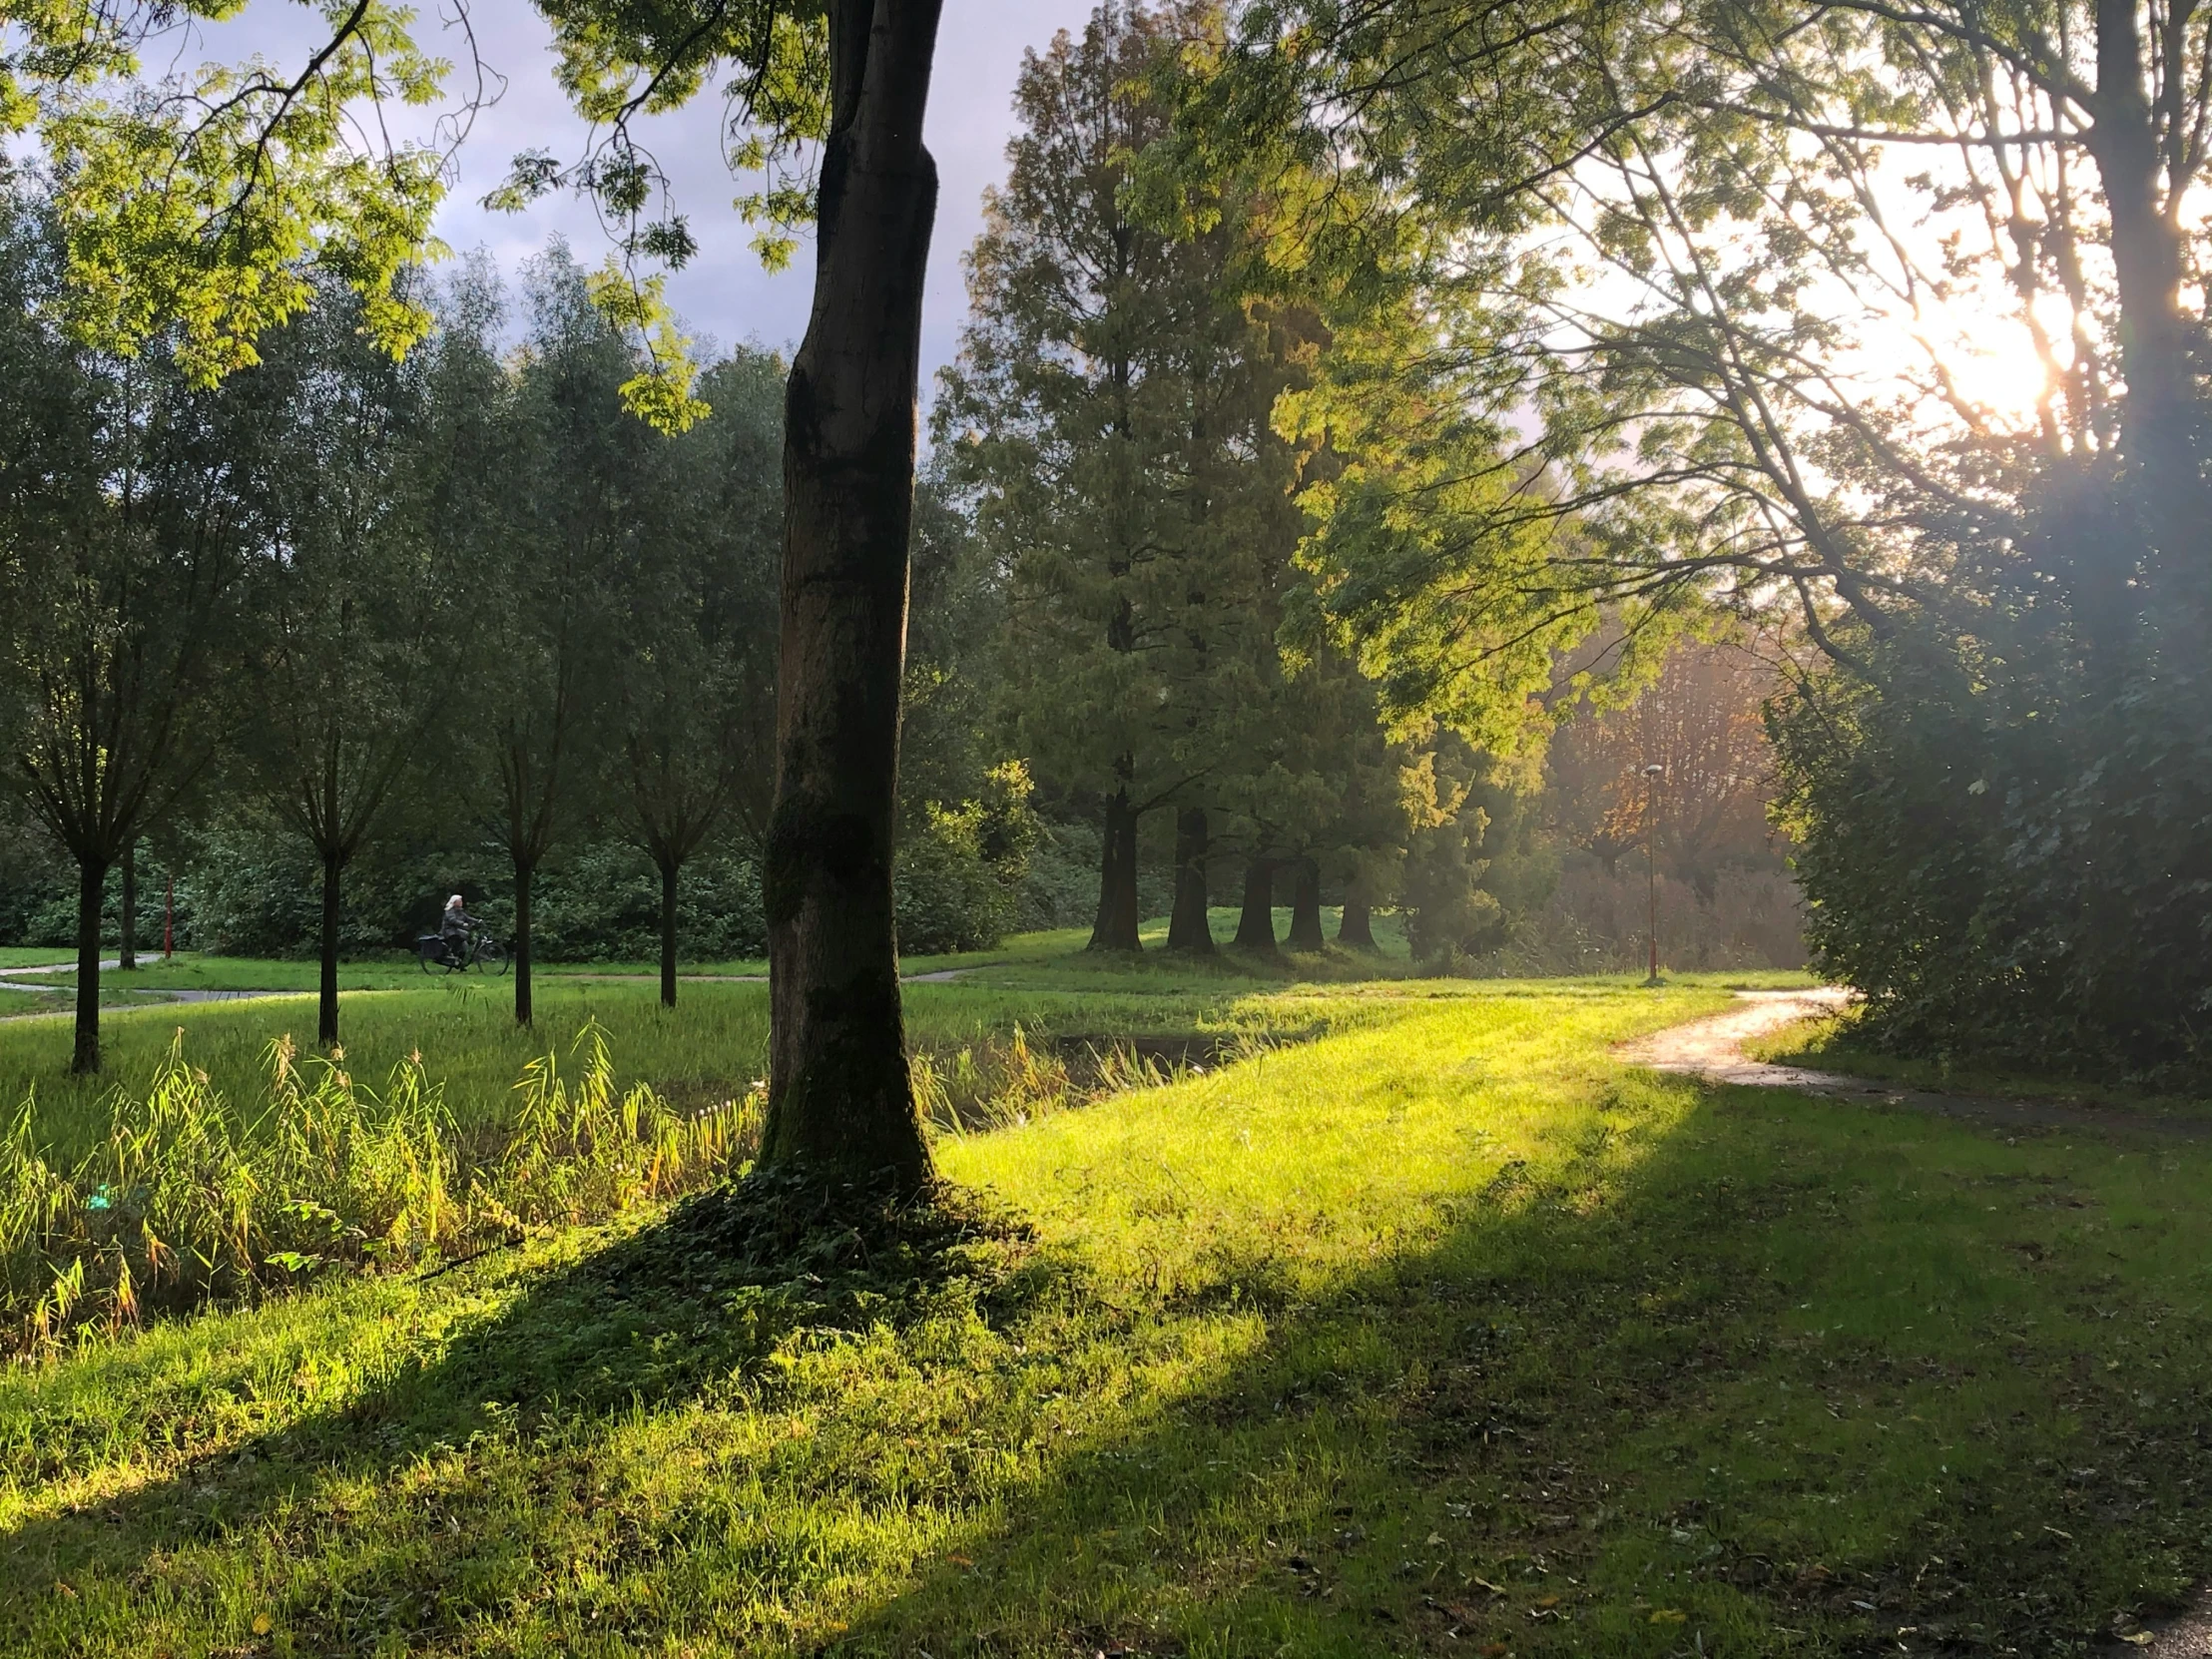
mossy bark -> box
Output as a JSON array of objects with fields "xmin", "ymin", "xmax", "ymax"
[
  {"xmin": 1166, "ymin": 807, "xmax": 1214, "ymax": 953},
  {"xmin": 759, "ymin": 0, "xmax": 944, "ymax": 1195}
]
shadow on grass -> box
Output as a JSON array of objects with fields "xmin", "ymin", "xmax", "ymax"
[{"xmin": 7, "ymin": 1085, "xmax": 2212, "ymax": 1656}]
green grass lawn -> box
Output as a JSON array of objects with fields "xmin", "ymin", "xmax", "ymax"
[{"xmin": 5, "ymin": 960, "xmax": 2212, "ymax": 1656}]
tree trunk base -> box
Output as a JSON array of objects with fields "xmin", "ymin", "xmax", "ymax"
[
  {"xmin": 1087, "ymin": 786, "xmax": 1142, "ymax": 951},
  {"xmin": 1232, "ymin": 857, "xmax": 1279, "ymax": 952},
  {"xmin": 1166, "ymin": 807, "xmax": 1214, "ymax": 953}
]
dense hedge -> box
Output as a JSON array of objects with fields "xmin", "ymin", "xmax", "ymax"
[{"xmin": 1769, "ymin": 483, "xmax": 2212, "ymax": 1082}]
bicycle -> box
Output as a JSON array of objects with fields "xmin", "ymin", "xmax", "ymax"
[{"xmin": 417, "ymin": 930, "xmax": 510, "ymax": 975}]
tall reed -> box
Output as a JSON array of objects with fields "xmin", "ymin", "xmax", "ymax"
[{"xmin": 0, "ymin": 1022, "xmax": 761, "ymax": 1357}]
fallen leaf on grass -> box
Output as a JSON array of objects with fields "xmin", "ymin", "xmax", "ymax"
[
  {"xmin": 1649, "ymin": 1608, "xmax": 1688, "ymax": 1625},
  {"xmin": 2115, "ymin": 1634, "xmax": 2154, "ymax": 1647},
  {"xmin": 1470, "ymin": 1576, "xmax": 1510, "ymax": 1596},
  {"xmin": 251, "ymin": 1613, "xmax": 274, "ymax": 1635}
]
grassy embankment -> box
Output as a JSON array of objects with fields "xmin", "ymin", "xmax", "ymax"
[{"xmin": 4, "ymin": 945, "xmax": 2212, "ymax": 1655}]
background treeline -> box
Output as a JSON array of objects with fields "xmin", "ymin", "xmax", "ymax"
[
  {"xmin": 926, "ymin": 4, "xmax": 1802, "ymax": 974},
  {"xmin": 0, "ymin": 215, "xmax": 1045, "ymax": 1065},
  {"xmin": 0, "ymin": 9, "xmax": 1813, "ymax": 1042}
]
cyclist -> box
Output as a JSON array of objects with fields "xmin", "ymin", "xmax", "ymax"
[{"xmin": 439, "ymin": 893, "xmax": 479, "ymax": 966}]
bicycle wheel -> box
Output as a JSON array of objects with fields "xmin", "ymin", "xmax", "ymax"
[
  {"xmin": 477, "ymin": 938, "xmax": 510, "ymax": 976},
  {"xmin": 419, "ymin": 939, "xmax": 458, "ymax": 975}
]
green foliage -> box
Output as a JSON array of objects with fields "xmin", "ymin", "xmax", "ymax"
[
  {"xmin": 894, "ymin": 763, "xmax": 1041, "ymax": 956},
  {"xmin": 497, "ymin": 0, "xmax": 830, "ymax": 414},
  {"xmin": 1771, "ymin": 554, "xmax": 2212, "ymax": 1080},
  {"xmin": 1399, "ymin": 754, "xmax": 1558, "ymax": 966},
  {"xmin": 9, "ymin": 0, "xmax": 455, "ymax": 381}
]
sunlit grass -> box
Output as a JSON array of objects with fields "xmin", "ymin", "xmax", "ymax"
[{"xmin": 4, "ymin": 972, "xmax": 2208, "ymax": 1654}]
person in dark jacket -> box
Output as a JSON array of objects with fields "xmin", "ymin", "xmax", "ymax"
[{"xmin": 439, "ymin": 893, "xmax": 478, "ymax": 965}]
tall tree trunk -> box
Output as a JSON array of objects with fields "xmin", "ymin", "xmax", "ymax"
[
  {"xmin": 1089, "ymin": 784, "xmax": 1142, "ymax": 951},
  {"xmin": 659, "ymin": 856, "xmax": 680, "ymax": 1010},
  {"xmin": 1338, "ymin": 875, "xmax": 1379, "ymax": 950},
  {"xmin": 513, "ymin": 858, "xmax": 535, "ymax": 1027},
  {"xmin": 1166, "ymin": 807, "xmax": 1214, "ymax": 953},
  {"xmin": 2087, "ymin": 0, "xmax": 2202, "ymax": 555},
  {"xmin": 318, "ymin": 849, "xmax": 342, "ymax": 1047},
  {"xmin": 1286, "ymin": 856, "xmax": 1325, "ymax": 951},
  {"xmin": 1233, "ymin": 856, "xmax": 1278, "ymax": 951},
  {"xmin": 118, "ymin": 842, "xmax": 137, "ymax": 971},
  {"xmin": 2090, "ymin": 0, "xmax": 2192, "ymax": 435},
  {"xmin": 71, "ymin": 856, "xmax": 107, "ymax": 1075},
  {"xmin": 759, "ymin": 0, "xmax": 944, "ymax": 1192}
]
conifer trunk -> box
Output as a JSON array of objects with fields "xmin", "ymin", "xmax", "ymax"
[
  {"xmin": 513, "ymin": 858, "xmax": 535, "ymax": 1027},
  {"xmin": 1089, "ymin": 783, "xmax": 1142, "ymax": 950},
  {"xmin": 1166, "ymin": 807, "xmax": 1214, "ymax": 952},
  {"xmin": 119, "ymin": 842, "xmax": 137, "ymax": 971},
  {"xmin": 1233, "ymin": 856, "xmax": 1278, "ymax": 951},
  {"xmin": 1338, "ymin": 877, "xmax": 1379, "ymax": 950},
  {"xmin": 1286, "ymin": 856, "xmax": 1325, "ymax": 951},
  {"xmin": 659, "ymin": 857, "xmax": 680, "ymax": 1009},
  {"xmin": 71, "ymin": 856, "xmax": 107, "ymax": 1075},
  {"xmin": 758, "ymin": 0, "xmax": 943, "ymax": 1192},
  {"xmin": 318, "ymin": 850, "xmax": 342, "ymax": 1047}
]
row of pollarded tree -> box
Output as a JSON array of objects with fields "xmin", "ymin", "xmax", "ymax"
[{"xmin": 0, "ymin": 237, "xmax": 786, "ymax": 1070}]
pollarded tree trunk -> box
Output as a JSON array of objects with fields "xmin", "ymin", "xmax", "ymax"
[
  {"xmin": 1233, "ymin": 856, "xmax": 1278, "ymax": 952},
  {"xmin": 1089, "ymin": 783, "xmax": 1142, "ymax": 951},
  {"xmin": 1166, "ymin": 807, "xmax": 1214, "ymax": 952},
  {"xmin": 1338, "ymin": 876, "xmax": 1379, "ymax": 950},
  {"xmin": 318, "ymin": 850, "xmax": 342, "ymax": 1047},
  {"xmin": 658, "ymin": 856, "xmax": 680, "ymax": 1009},
  {"xmin": 513, "ymin": 858, "xmax": 536, "ymax": 1027},
  {"xmin": 1286, "ymin": 856, "xmax": 1325, "ymax": 951},
  {"xmin": 71, "ymin": 856, "xmax": 108, "ymax": 1075},
  {"xmin": 119, "ymin": 842, "xmax": 137, "ymax": 971},
  {"xmin": 759, "ymin": 0, "xmax": 945, "ymax": 1193}
]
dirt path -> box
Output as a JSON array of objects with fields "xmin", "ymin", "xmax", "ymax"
[{"xmin": 1622, "ymin": 986, "xmax": 2212, "ymax": 1140}]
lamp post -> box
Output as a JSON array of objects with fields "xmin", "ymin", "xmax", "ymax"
[{"xmin": 1642, "ymin": 763, "xmax": 1665, "ymax": 985}]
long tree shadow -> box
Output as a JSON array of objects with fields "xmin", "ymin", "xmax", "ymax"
[
  {"xmin": 2, "ymin": 1166, "xmax": 1057, "ymax": 1650},
  {"xmin": 7, "ymin": 1079, "xmax": 2212, "ymax": 1656},
  {"xmin": 817, "ymin": 1091, "xmax": 2212, "ymax": 1657}
]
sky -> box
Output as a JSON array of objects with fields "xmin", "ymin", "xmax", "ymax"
[{"xmin": 213, "ymin": 0, "xmax": 1101, "ymax": 394}]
